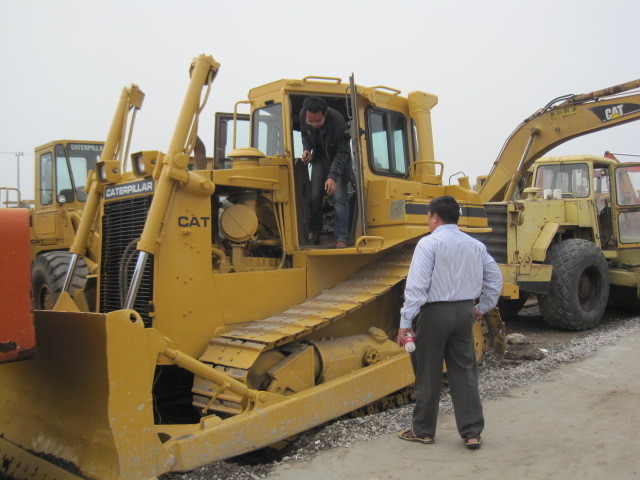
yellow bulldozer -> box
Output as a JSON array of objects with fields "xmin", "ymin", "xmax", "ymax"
[{"xmin": 0, "ymin": 54, "xmax": 506, "ymax": 480}]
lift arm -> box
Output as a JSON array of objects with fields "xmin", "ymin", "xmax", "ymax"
[
  {"xmin": 124, "ymin": 55, "xmax": 219, "ymax": 308},
  {"xmin": 62, "ymin": 85, "xmax": 144, "ymax": 293},
  {"xmin": 479, "ymin": 79, "xmax": 640, "ymax": 202}
]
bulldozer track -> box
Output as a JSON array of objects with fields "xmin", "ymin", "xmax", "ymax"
[{"xmin": 194, "ymin": 248, "xmax": 414, "ymax": 414}]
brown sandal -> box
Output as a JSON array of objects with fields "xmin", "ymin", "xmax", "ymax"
[
  {"xmin": 398, "ymin": 429, "xmax": 435, "ymax": 444},
  {"xmin": 465, "ymin": 435, "xmax": 482, "ymax": 449}
]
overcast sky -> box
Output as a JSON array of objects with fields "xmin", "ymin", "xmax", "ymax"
[{"xmin": 1, "ymin": 0, "xmax": 638, "ymax": 199}]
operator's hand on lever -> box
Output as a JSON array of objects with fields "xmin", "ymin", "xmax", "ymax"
[
  {"xmin": 302, "ymin": 150, "xmax": 312, "ymax": 165},
  {"xmin": 325, "ymin": 178, "xmax": 337, "ymax": 196}
]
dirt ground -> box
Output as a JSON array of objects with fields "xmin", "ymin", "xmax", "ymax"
[{"xmin": 269, "ymin": 305, "xmax": 640, "ymax": 480}]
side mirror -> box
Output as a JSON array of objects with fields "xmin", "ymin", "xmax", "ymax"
[{"xmin": 57, "ymin": 189, "xmax": 75, "ymax": 203}]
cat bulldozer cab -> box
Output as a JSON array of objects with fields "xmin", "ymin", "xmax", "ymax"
[{"xmin": 0, "ymin": 55, "xmax": 505, "ymax": 480}]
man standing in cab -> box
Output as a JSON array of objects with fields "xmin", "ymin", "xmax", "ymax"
[{"xmin": 300, "ymin": 96, "xmax": 355, "ymax": 248}]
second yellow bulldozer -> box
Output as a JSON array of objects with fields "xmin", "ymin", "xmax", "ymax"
[{"xmin": 0, "ymin": 55, "xmax": 506, "ymax": 480}]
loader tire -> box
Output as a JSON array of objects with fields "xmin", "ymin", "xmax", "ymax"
[
  {"xmin": 32, "ymin": 251, "xmax": 89, "ymax": 310},
  {"xmin": 537, "ymin": 239, "xmax": 609, "ymax": 331}
]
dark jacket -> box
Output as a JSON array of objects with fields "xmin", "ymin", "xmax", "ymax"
[{"xmin": 300, "ymin": 107, "xmax": 352, "ymax": 181}]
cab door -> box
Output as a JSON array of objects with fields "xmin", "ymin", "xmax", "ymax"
[
  {"xmin": 32, "ymin": 145, "xmax": 59, "ymax": 249},
  {"xmin": 213, "ymin": 112, "xmax": 250, "ymax": 169},
  {"xmin": 611, "ymin": 163, "xmax": 640, "ymax": 247}
]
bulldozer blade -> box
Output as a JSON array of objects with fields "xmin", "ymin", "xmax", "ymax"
[
  {"xmin": 0, "ymin": 306, "xmax": 416, "ymax": 479},
  {"xmin": 0, "ymin": 309, "xmax": 171, "ymax": 480}
]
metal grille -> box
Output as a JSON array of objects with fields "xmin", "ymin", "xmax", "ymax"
[
  {"xmin": 469, "ymin": 203, "xmax": 508, "ymax": 263},
  {"xmin": 99, "ymin": 195, "xmax": 154, "ymax": 326}
]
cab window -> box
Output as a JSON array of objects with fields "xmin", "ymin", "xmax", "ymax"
[
  {"xmin": 66, "ymin": 143, "xmax": 103, "ymax": 201},
  {"xmin": 214, "ymin": 113, "xmax": 250, "ymax": 169},
  {"xmin": 534, "ymin": 163, "xmax": 590, "ymax": 198},
  {"xmin": 614, "ymin": 165, "xmax": 640, "ymax": 206},
  {"xmin": 592, "ymin": 166, "xmax": 612, "ymax": 213},
  {"xmin": 367, "ymin": 108, "xmax": 409, "ymax": 176},
  {"xmin": 252, "ymin": 104, "xmax": 284, "ymax": 156},
  {"xmin": 55, "ymin": 144, "xmax": 74, "ymax": 202},
  {"xmin": 39, "ymin": 152, "xmax": 53, "ymax": 205},
  {"xmin": 617, "ymin": 211, "xmax": 640, "ymax": 244}
]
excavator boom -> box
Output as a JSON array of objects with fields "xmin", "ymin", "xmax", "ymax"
[{"xmin": 479, "ymin": 79, "xmax": 640, "ymax": 202}]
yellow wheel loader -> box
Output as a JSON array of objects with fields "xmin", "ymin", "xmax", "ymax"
[
  {"xmin": 0, "ymin": 87, "xmax": 144, "ymax": 311},
  {"xmin": 0, "ymin": 55, "xmax": 505, "ymax": 480},
  {"xmin": 475, "ymin": 79, "xmax": 640, "ymax": 329},
  {"xmin": 1, "ymin": 140, "xmax": 104, "ymax": 308}
]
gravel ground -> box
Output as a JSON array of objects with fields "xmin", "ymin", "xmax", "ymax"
[{"xmin": 162, "ymin": 304, "xmax": 640, "ymax": 480}]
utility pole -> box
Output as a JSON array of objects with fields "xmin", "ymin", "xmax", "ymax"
[{"xmin": 15, "ymin": 152, "xmax": 24, "ymax": 190}]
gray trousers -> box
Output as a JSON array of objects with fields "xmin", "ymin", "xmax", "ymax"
[{"xmin": 410, "ymin": 300, "xmax": 484, "ymax": 439}]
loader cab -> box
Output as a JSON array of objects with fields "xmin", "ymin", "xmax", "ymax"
[
  {"xmin": 35, "ymin": 141, "xmax": 104, "ymax": 207},
  {"xmin": 32, "ymin": 140, "xmax": 104, "ymax": 256},
  {"xmin": 533, "ymin": 157, "xmax": 640, "ymax": 249},
  {"xmin": 588, "ymin": 159, "xmax": 640, "ymax": 248}
]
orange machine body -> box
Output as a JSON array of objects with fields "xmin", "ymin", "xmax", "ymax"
[{"xmin": 0, "ymin": 209, "xmax": 35, "ymax": 362}]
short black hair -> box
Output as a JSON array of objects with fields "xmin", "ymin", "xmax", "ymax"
[
  {"xmin": 303, "ymin": 96, "xmax": 328, "ymax": 114},
  {"xmin": 428, "ymin": 196, "xmax": 460, "ymax": 224}
]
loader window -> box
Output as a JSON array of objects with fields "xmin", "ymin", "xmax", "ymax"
[
  {"xmin": 55, "ymin": 144, "xmax": 74, "ymax": 203},
  {"xmin": 617, "ymin": 211, "xmax": 640, "ymax": 243},
  {"xmin": 367, "ymin": 108, "xmax": 409, "ymax": 176},
  {"xmin": 252, "ymin": 104, "xmax": 284, "ymax": 156},
  {"xmin": 534, "ymin": 163, "xmax": 590, "ymax": 198},
  {"xmin": 594, "ymin": 167, "xmax": 611, "ymax": 213},
  {"xmin": 39, "ymin": 152, "xmax": 53, "ymax": 205},
  {"xmin": 614, "ymin": 165, "xmax": 640, "ymax": 206},
  {"xmin": 67, "ymin": 143, "xmax": 103, "ymax": 201}
]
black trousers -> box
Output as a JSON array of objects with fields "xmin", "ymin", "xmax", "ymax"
[{"xmin": 411, "ymin": 300, "xmax": 484, "ymax": 439}]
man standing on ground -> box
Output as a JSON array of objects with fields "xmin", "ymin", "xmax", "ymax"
[
  {"xmin": 397, "ymin": 195, "xmax": 502, "ymax": 449},
  {"xmin": 300, "ymin": 96, "xmax": 355, "ymax": 248}
]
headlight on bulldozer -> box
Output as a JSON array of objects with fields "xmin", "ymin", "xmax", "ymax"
[
  {"xmin": 95, "ymin": 160, "xmax": 122, "ymax": 184},
  {"xmin": 131, "ymin": 151, "xmax": 159, "ymax": 177},
  {"xmin": 96, "ymin": 162, "xmax": 106, "ymax": 182}
]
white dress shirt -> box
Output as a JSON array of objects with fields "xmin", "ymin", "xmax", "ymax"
[{"xmin": 400, "ymin": 224, "xmax": 503, "ymax": 328}]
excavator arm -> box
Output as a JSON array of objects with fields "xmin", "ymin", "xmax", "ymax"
[{"xmin": 479, "ymin": 79, "xmax": 640, "ymax": 202}]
